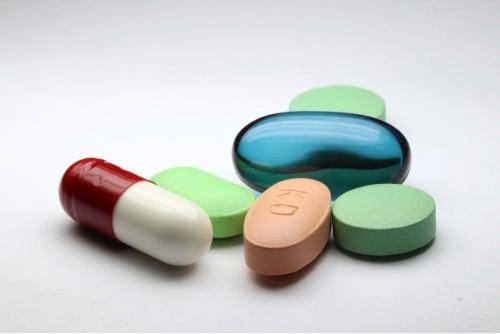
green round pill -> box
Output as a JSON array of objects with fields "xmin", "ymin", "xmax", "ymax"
[
  {"xmin": 151, "ymin": 167, "xmax": 255, "ymax": 238},
  {"xmin": 333, "ymin": 184, "xmax": 436, "ymax": 256},
  {"xmin": 289, "ymin": 85, "xmax": 386, "ymax": 120}
]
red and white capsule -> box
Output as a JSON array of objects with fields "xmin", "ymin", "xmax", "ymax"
[{"xmin": 59, "ymin": 158, "xmax": 213, "ymax": 266}]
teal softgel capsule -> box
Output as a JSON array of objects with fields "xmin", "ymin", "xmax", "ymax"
[{"xmin": 232, "ymin": 112, "xmax": 411, "ymax": 199}]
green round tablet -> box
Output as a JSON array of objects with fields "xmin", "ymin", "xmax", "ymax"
[
  {"xmin": 151, "ymin": 167, "xmax": 255, "ymax": 239},
  {"xmin": 333, "ymin": 184, "xmax": 436, "ymax": 256},
  {"xmin": 289, "ymin": 85, "xmax": 386, "ymax": 120}
]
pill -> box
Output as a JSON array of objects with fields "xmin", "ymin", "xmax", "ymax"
[
  {"xmin": 244, "ymin": 178, "xmax": 331, "ymax": 275},
  {"xmin": 151, "ymin": 167, "xmax": 255, "ymax": 238},
  {"xmin": 333, "ymin": 184, "xmax": 436, "ymax": 256},
  {"xmin": 289, "ymin": 84, "xmax": 386, "ymax": 120},
  {"xmin": 59, "ymin": 158, "xmax": 213, "ymax": 266},
  {"xmin": 232, "ymin": 111, "xmax": 411, "ymax": 199}
]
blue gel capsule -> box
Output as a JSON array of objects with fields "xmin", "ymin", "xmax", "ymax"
[{"xmin": 232, "ymin": 112, "xmax": 411, "ymax": 199}]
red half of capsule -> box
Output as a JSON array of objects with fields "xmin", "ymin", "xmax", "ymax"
[{"xmin": 59, "ymin": 158, "xmax": 147, "ymax": 239}]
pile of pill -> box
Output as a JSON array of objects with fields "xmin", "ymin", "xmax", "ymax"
[{"xmin": 59, "ymin": 85, "xmax": 436, "ymax": 276}]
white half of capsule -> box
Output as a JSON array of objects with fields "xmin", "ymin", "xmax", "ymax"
[{"xmin": 112, "ymin": 181, "xmax": 213, "ymax": 266}]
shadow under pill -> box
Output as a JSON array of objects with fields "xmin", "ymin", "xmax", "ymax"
[
  {"xmin": 251, "ymin": 239, "xmax": 332, "ymax": 289},
  {"xmin": 67, "ymin": 222, "xmax": 126, "ymax": 251},
  {"xmin": 333, "ymin": 237, "xmax": 436, "ymax": 262},
  {"xmin": 63, "ymin": 222, "xmax": 197, "ymax": 278},
  {"xmin": 210, "ymin": 234, "xmax": 243, "ymax": 248},
  {"xmin": 126, "ymin": 248, "xmax": 197, "ymax": 278}
]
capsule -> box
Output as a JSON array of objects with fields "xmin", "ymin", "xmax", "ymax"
[
  {"xmin": 232, "ymin": 112, "xmax": 411, "ymax": 199},
  {"xmin": 59, "ymin": 158, "xmax": 213, "ymax": 266}
]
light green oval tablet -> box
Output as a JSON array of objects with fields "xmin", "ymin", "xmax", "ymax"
[
  {"xmin": 289, "ymin": 85, "xmax": 386, "ymax": 120},
  {"xmin": 333, "ymin": 184, "xmax": 436, "ymax": 256},
  {"xmin": 151, "ymin": 167, "xmax": 255, "ymax": 238}
]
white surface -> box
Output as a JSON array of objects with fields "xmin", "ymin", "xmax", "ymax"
[
  {"xmin": 0, "ymin": 0, "xmax": 498, "ymax": 331},
  {"xmin": 114, "ymin": 181, "xmax": 212, "ymax": 266}
]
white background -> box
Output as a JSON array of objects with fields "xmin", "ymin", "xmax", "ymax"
[{"xmin": 1, "ymin": 0, "xmax": 499, "ymax": 331}]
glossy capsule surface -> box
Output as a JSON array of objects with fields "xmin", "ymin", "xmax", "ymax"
[{"xmin": 232, "ymin": 112, "xmax": 411, "ymax": 199}]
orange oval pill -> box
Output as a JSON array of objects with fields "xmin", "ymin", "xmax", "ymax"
[{"xmin": 244, "ymin": 178, "xmax": 332, "ymax": 276}]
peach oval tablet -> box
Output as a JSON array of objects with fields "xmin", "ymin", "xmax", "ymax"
[{"xmin": 244, "ymin": 178, "xmax": 332, "ymax": 276}]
